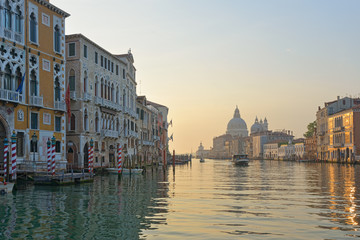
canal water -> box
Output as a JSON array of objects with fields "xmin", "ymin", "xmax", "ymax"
[{"xmin": 1, "ymin": 159, "xmax": 360, "ymax": 239}]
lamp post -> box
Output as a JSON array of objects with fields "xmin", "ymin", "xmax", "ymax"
[{"xmin": 31, "ymin": 132, "xmax": 37, "ymax": 172}]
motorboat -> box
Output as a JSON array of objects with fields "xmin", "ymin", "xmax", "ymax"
[
  {"xmin": 233, "ymin": 154, "xmax": 249, "ymax": 166},
  {"xmin": 200, "ymin": 157, "xmax": 205, "ymax": 163}
]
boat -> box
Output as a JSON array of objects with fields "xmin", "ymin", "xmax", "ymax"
[
  {"xmin": 200, "ymin": 157, "xmax": 205, "ymax": 163},
  {"xmin": 0, "ymin": 182, "xmax": 15, "ymax": 194},
  {"xmin": 233, "ymin": 154, "xmax": 249, "ymax": 166}
]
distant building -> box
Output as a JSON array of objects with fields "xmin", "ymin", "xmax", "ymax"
[
  {"xmin": 305, "ymin": 132, "xmax": 317, "ymax": 160},
  {"xmin": 196, "ymin": 142, "xmax": 210, "ymax": 158}
]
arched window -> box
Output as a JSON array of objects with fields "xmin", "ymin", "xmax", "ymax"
[
  {"xmin": 108, "ymin": 85, "xmax": 111, "ymax": 100},
  {"xmin": 54, "ymin": 77, "xmax": 61, "ymax": 101},
  {"xmin": 116, "ymin": 87, "xmax": 119, "ymax": 104},
  {"xmin": 123, "ymin": 89, "xmax": 126, "ymax": 107},
  {"xmin": 101, "ymin": 79, "xmax": 104, "ymax": 98},
  {"xmin": 83, "ymin": 71, "xmax": 87, "ymax": 93},
  {"xmin": 111, "ymin": 84, "xmax": 114, "ymax": 102},
  {"xmin": 15, "ymin": 6, "xmax": 22, "ymax": 33},
  {"xmin": 30, "ymin": 70, "xmax": 37, "ymax": 96},
  {"xmin": 15, "ymin": 67, "xmax": 22, "ymax": 91},
  {"xmin": 84, "ymin": 109, "xmax": 89, "ymax": 131},
  {"xmin": 29, "ymin": 13, "xmax": 37, "ymax": 43},
  {"xmin": 54, "ymin": 25, "xmax": 61, "ymax": 53},
  {"xmin": 70, "ymin": 114, "xmax": 76, "ymax": 131},
  {"xmin": 104, "ymin": 80, "xmax": 107, "ymax": 99},
  {"xmin": 95, "ymin": 112, "xmax": 99, "ymax": 132},
  {"xmin": 116, "ymin": 119, "xmax": 119, "ymax": 132},
  {"xmin": 4, "ymin": 1, "xmax": 12, "ymax": 30},
  {"xmin": 4, "ymin": 64, "xmax": 12, "ymax": 90},
  {"xmin": 94, "ymin": 77, "xmax": 98, "ymax": 97},
  {"xmin": 69, "ymin": 69, "xmax": 75, "ymax": 91}
]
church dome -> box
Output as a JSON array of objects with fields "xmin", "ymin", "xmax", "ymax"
[
  {"xmin": 226, "ymin": 106, "xmax": 248, "ymax": 137},
  {"xmin": 251, "ymin": 117, "xmax": 267, "ymax": 134}
]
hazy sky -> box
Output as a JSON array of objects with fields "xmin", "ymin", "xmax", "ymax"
[{"xmin": 52, "ymin": 0, "xmax": 360, "ymax": 154}]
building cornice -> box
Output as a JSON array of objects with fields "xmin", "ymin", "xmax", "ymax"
[{"xmin": 34, "ymin": 0, "xmax": 70, "ymax": 18}]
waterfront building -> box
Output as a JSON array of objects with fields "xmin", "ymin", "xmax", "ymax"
[
  {"xmin": 136, "ymin": 96, "xmax": 162, "ymax": 166},
  {"xmin": 252, "ymin": 130, "xmax": 294, "ymax": 159},
  {"xmin": 0, "ymin": 0, "xmax": 69, "ymax": 171},
  {"xmin": 65, "ymin": 34, "xmax": 126, "ymax": 169},
  {"xmin": 305, "ymin": 133, "xmax": 317, "ymax": 160},
  {"xmin": 327, "ymin": 105, "xmax": 360, "ymax": 162},
  {"xmin": 316, "ymin": 96, "xmax": 360, "ymax": 162},
  {"xmin": 147, "ymin": 100, "xmax": 169, "ymax": 165},
  {"xmin": 196, "ymin": 142, "xmax": 210, "ymax": 158},
  {"xmin": 114, "ymin": 51, "xmax": 139, "ymax": 166},
  {"xmin": 263, "ymin": 140, "xmax": 284, "ymax": 159}
]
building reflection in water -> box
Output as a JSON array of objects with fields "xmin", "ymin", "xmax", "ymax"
[{"xmin": 0, "ymin": 169, "xmax": 170, "ymax": 239}]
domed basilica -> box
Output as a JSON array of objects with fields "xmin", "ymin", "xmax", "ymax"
[{"xmin": 226, "ymin": 106, "xmax": 248, "ymax": 137}]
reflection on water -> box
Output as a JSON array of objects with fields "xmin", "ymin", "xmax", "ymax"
[{"xmin": 2, "ymin": 161, "xmax": 360, "ymax": 239}]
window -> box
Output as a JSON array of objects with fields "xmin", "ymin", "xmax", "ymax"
[
  {"xmin": 30, "ymin": 70, "xmax": 37, "ymax": 96},
  {"xmin": 15, "ymin": 6, "xmax": 22, "ymax": 33},
  {"xmin": 69, "ymin": 69, "xmax": 75, "ymax": 91},
  {"xmin": 122, "ymin": 69, "xmax": 125, "ymax": 79},
  {"xmin": 102, "ymin": 142, "xmax": 105, "ymax": 152},
  {"xmin": 116, "ymin": 65, "xmax": 119, "ymax": 75},
  {"xmin": 101, "ymin": 56, "xmax": 103, "ymax": 67},
  {"xmin": 95, "ymin": 141, "xmax": 99, "ymax": 151},
  {"xmin": 5, "ymin": 1, "xmax": 12, "ymax": 30},
  {"xmin": 84, "ymin": 45, "xmax": 87, "ymax": 58},
  {"xmin": 15, "ymin": 68, "xmax": 22, "ymax": 93},
  {"xmin": 111, "ymin": 62, "xmax": 114, "ymax": 72},
  {"xmin": 70, "ymin": 114, "xmax": 76, "ymax": 131},
  {"xmin": 4, "ymin": 64, "xmax": 12, "ymax": 90},
  {"xmin": 84, "ymin": 110, "xmax": 89, "ymax": 131},
  {"xmin": 54, "ymin": 78, "xmax": 61, "ymax": 101},
  {"xmin": 16, "ymin": 132, "xmax": 24, "ymax": 157},
  {"xmin": 31, "ymin": 112, "xmax": 38, "ymax": 129},
  {"xmin": 95, "ymin": 52, "xmax": 98, "ymax": 64},
  {"xmin": 30, "ymin": 13, "xmax": 37, "ymax": 43},
  {"xmin": 83, "ymin": 71, "xmax": 88, "ymax": 92},
  {"xmin": 108, "ymin": 60, "xmax": 110, "ymax": 70},
  {"xmin": 55, "ymin": 116, "xmax": 61, "ymax": 132},
  {"xmin": 54, "ymin": 25, "xmax": 61, "ymax": 53},
  {"xmin": 30, "ymin": 138, "xmax": 38, "ymax": 153},
  {"xmin": 55, "ymin": 141, "xmax": 61, "ymax": 153},
  {"xmin": 68, "ymin": 43, "xmax": 75, "ymax": 56},
  {"xmin": 104, "ymin": 57, "xmax": 107, "ymax": 69}
]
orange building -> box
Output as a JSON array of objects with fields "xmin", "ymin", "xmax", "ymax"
[
  {"xmin": 327, "ymin": 105, "xmax": 360, "ymax": 162},
  {"xmin": 0, "ymin": 0, "xmax": 69, "ymax": 172}
]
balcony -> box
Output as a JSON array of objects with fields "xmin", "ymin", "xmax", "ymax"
[
  {"xmin": 142, "ymin": 140, "xmax": 154, "ymax": 146},
  {"xmin": 153, "ymin": 136, "xmax": 160, "ymax": 141},
  {"xmin": 83, "ymin": 92, "xmax": 92, "ymax": 102},
  {"xmin": 101, "ymin": 129, "xmax": 119, "ymax": 138},
  {"xmin": 94, "ymin": 96, "xmax": 102, "ymax": 105},
  {"xmin": 14, "ymin": 32, "xmax": 22, "ymax": 42},
  {"xmin": 54, "ymin": 101, "xmax": 66, "ymax": 111},
  {"xmin": 0, "ymin": 89, "xmax": 19, "ymax": 103},
  {"xmin": 103, "ymin": 99, "xmax": 117, "ymax": 110},
  {"xmin": 333, "ymin": 142, "xmax": 344, "ymax": 148},
  {"xmin": 70, "ymin": 91, "xmax": 76, "ymax": 100},
  {"xmin": 29, "ymin": 95, "xmax": 43, "ymax": 107},
  {"xmin": 128, "ymin": 130, "xmax": 138, "ymax": 138},
  {"xmin": 4, "ymin": 28, "xmax": 11, "ymax": 39},
  {"xmin": 334, "ymin": 126, "xmax": 344, "ymax": 133}
]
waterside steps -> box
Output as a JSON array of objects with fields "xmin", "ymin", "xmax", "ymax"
[{"xmin": 33, "ymin": 171, "xmax": 94, "ymax": 186}]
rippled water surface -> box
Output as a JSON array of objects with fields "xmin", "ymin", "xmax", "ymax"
[{"xmin": 2, "ymin": 160, "xmax": 360, "ymax": 239}]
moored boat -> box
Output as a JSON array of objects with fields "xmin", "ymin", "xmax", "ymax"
[
  {"xmin": 0, "ymin": 182, "xmax": 15, "ymax": 194},
  {"xmin": 233, "ymin": 154, "xmax": 249, "ymax": 165},
  {"xmin": 200, "ymin": 158, "xmax": 205, "ymax": 163}
]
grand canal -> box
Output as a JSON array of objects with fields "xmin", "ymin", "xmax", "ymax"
[{"xmin": 1, "ymin": 159, "xmax": 360, "ymax": 239}]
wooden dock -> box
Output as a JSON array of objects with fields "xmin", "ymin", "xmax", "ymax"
[{"xmin": 33, "ymin": 172, "xmax": 93, "ymax": 185}]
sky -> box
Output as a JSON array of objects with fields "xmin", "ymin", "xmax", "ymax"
[{"xmin": 52, "ymin": 0, "xmax": 360, "ymax": 154}]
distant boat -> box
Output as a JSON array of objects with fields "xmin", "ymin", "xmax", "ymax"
[
  {"xmin": 0, "ymin": 182, "xmax": 15, "ymax": 194},
  {"xmin": 200, "ymin": 157, "xmax": 205, "ymax": 163},
  {"xmin": 233, "ymin": 154, "xmax": 249, "ymax": 166}
]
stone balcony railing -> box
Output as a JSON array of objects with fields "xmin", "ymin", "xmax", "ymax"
[
  {"xmin": 30, "ymin": 95, "xmax": 43, "ymax": 107},
  {"xmin": 3, "ymin": 28, "xmax": 23, "ymax": 43},
  {"xmin": 54, "ymin": 101, "xmax": 66, "ymax": 111},
  {"xmin": 142, "ymin": 140, "xmax": 154, "ymax": 146},
  {"xmin": 101, "ymin": 129, "xmax": 119, "ymax": 138},
  {"xmin": 70, "ymin": 91, "xmax": 76, "ymax": 100},
  {"xmin": 0, "ymin": 89, "xmax": 20, "ymax": 103},
  {"xmin": 153, "ymin": 136, "xmax": 160, "ymax": 141},
  {"xmin": 83, "ymin": 92, "xmax": 92, "ymax": 102}
]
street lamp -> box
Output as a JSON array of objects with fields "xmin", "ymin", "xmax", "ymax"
[{"xmin": 31, "ymin": 132, "xmax": 37, "ymax": 172}]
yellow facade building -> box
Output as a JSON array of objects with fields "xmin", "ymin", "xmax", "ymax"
[{"xmin": 0, "ymin": 0, "xmax": 69, "ymax": 171}]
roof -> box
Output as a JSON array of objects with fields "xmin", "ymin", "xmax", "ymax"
[
  {"xmin": 147, "ymin": 100, "xmax": 168, "ymax": 110},
  {"xmin": 66, "ymin": 34, "xmax": 127, "ymax": 65},
  {"xmin": 36, "ymin": 0, "xmax": 70, "ymax": 18}
]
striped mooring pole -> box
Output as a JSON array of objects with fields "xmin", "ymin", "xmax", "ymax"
[
  {"xmin": 118, "ymin": 144, "xmax": 122, "ymax": 174},
  {"xmin": 3, "ymin": 137, "xmax": 8, "ymax": 184},
  {"xmin": 11, "ymin": 131, "xmax": 17, "ymax": 181},
  {"xmin": 51, "ymin": 136, "xmax": 56, "ymax": 176},
  {"xmin": 47, "ymin": 138, "xmax": 51, "ymax": 173}
]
